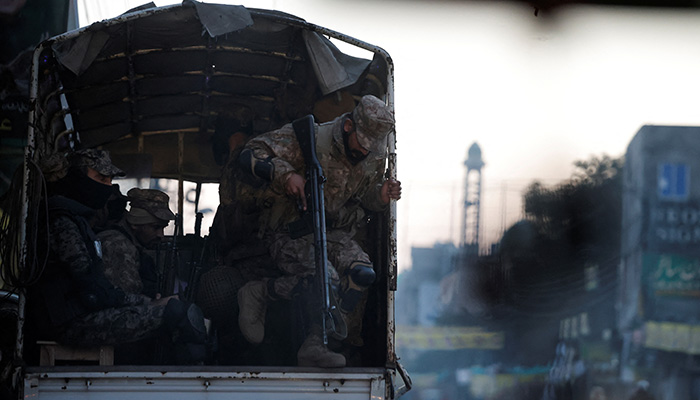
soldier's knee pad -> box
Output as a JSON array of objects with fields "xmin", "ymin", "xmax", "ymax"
[
  {"xmin": 348, "ymin": 262, "xmax": 376, "ymax": 287},
  {"xmin": 340, "ymin": 261, "xmax": 375, "ymax": 313}
]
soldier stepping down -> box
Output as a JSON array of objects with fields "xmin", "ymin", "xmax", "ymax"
[{"xmin": 235, "ymin": 95, "xmax": 401, "ymax": 368}]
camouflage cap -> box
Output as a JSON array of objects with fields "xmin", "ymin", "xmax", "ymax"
[
  {"xmin": 352, "ymin": 95, "xmax": 395, "ymax": 153},
  {"xmin": 72, "ymin": 149, "xmax": 126, "ymax": 177},
  {"xmin": 125, "ymin": 188, "xmax": 175, "ymax": 225}
]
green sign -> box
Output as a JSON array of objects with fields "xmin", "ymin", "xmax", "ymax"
[{"xmin": 643, "ymin": 253, "xmax": 700, "ymax": 297}]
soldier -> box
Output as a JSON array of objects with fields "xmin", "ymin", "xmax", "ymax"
[
  {"xmin": 28, "ymin": 149, "xmax": 207, "ymax": 364},
  {"xmin": 98, "ymin": 188, "xmax": 175, "ymax": 299},
  {"xmin": 236, "ymin": 95, "xmax": 402, "ymax": 367}
]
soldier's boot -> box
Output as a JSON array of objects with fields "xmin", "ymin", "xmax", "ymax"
[
  {"xmin": 237, "ymin": 280, "xmax": 268, "ymax": 344},
  {"xmin": 164, "ymin": 298, "xmax": 208, "ymax": 364},
  {"xmin": 297, "ymin": 328, "xmax": 346, "ymax": 368}
]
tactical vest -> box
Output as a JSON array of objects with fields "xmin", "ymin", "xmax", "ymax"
[{"xmin": 31, "ymin": 196, "xmax": 125, "ymax": 330}]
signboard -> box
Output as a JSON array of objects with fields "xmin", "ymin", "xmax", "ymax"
[
  {"xmin": 644, "ymin": 321, "xmax": 700, "ymax": 355},
  {"xmin": 642, "ymin": 253, "xmax": 700, "ymax": 297},
  {"xmin": 658, "ymin": 163, "xmax": 689, "ymax": 201},
  {"xmin": 648, "ymin": 202, "xmax": 700, "ymax": 251},
  {"xmin": 647, "ymin": 163, "xmax": 699, "ymax": 251},
  {"xmin": 396, "ymin": 325, "xmax": 504, "ymax": 350}
]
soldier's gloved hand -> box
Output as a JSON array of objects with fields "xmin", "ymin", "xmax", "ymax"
[{"xmin": 284, "ymin": 172, "xmax": 307, "ymax": 210}]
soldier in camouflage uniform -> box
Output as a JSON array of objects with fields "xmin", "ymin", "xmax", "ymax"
[
  {"xmin": 236, "ymin": 95, "xmax": 402, "ymax": 367},
  {"xmin": 98, "ymin": 188, "xmax": 175, "ymax": 299},
  {"xmin": 28, "ymin": 149, "xmax": 207, "ymax": 364}
]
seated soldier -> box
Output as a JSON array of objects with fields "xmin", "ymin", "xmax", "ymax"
[
  {"xmin": 98, "ymin": 188, "xmax": 175, "ymax": 299},
  {"xmin": 27, "ymin": 149, "xmax": 208, "ymax": 365}
]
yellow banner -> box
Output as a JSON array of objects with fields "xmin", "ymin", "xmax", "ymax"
[
  {"xmin": 396, "ymin": 325, "xmax": 504, "ymax": 350},
  {"xmin": 644, "ymin": 321, "xmax": 700, "ymax": 354}
]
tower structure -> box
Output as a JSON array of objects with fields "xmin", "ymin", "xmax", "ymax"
[{"xmin": 460, "ymin": 142, "xmax": 485, "ymax": 255}]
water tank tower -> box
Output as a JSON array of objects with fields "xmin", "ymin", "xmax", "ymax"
[{"xmin": 461, "ymin": 142, "xmax": 485, "ymax": 254}]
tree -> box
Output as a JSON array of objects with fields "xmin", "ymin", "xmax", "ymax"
[
  {"xmin": 523, "ymin": 154, "xmax": 623, "ymax": 264},
  {"xmin": 436, "ymin": 155, "xmax": 623, "ymax": 353},
  {"xmin": 502, "ymin": 154, "xmax": 623, "ymax": 315}
]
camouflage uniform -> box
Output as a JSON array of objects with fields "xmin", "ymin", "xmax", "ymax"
[
  {"xmin": 245, "ymin": 114, "xmax": 388, "ymax": 299},
  {"xmin": 98, "ymin": 219, "xmax": 151, "ymax": 296},
  {"xmin": 236, "ymin": 95, "xmax": 395, "ymax": 365},
  {"xmin": 98, "ymin": 188, "xmax": 175, "ymax": 298},
  {"xmin": 29, "ymin": 150, "xmax": 167, "ymax": 346},
  {"xmin": 29, "ymin": 151, "xmax": 205, "ymax": 361}
]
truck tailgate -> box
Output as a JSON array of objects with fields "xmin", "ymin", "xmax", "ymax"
[{"xmin": 24, "ymin": 367, "xmax": 387, "ymax": 400}]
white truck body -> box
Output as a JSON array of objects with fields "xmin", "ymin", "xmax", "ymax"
[{"xmin": 24, "ymin": 369, "xmax": 389, "ymax": 399}]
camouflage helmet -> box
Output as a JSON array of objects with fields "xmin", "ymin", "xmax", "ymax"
[
  {"xmin": 71, "ymin": 149, "xmax": 125, "ymax": 177},
  {"xmin": 352, "ymin": 95, "xmax": 394, "ymax": 153},
  {"xmin": 125, "ymin": 188, "xmax": 175, "ymax": 225}
]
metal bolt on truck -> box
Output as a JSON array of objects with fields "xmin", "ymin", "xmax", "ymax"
[{"xmin": 0, "ymin": 1, "xmax": 411, "ymax": 398}]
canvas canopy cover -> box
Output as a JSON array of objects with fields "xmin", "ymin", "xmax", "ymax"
[{"xmin": 30, "ymin": 0, "xmax": 390, "ymax": 182}]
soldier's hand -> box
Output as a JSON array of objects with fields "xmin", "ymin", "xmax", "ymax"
[
  {"xmin": 151, "ymin": 294, "xmax": 177, "ymax": 307},
  {"xmin": 381, "ymin": 179, "xmax": 402, "ymax": 204},
  {"xmin": 285, "ymin": 172, "xmax": 307, "ymax": 210}
]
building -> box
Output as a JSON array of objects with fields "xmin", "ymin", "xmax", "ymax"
[{"xmin": 619, "ymin": 125, "xmax": 700, "ymax": 400}]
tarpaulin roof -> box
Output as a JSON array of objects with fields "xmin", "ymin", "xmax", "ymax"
[{"xmin": 31, "ymin": 0, "xmax": 389, "ymax": 182}]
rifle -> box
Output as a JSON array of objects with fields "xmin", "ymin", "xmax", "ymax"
[
  {"xmin": 154, "ymin": 213, "xmax": 180, "ymax": 363},
  {"xmin": 184, "ymin": 222, "xmax": 208, "ymax": 304},
  {"xmin": 291, "ymin": 115, "xmax": 346, "ymax": 344},
  {"xmin": 158, "ymin": 212, "xmax": 180, "ymax": 297}
]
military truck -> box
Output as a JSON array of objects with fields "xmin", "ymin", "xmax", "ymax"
[{"xmin": 0, "ymin": 1, "xmax": 410, "ymax": 398}]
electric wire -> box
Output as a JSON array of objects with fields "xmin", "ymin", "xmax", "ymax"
[{"xmin": 0, "ymin": 160, "xmax": 50, "ymax": 297}]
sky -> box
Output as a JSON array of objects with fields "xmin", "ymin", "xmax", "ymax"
[{"xmin": 77, "ymin": 0, "xmax": 700, "ymax": 272}]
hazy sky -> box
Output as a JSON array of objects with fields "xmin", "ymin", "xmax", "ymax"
[{"xmin": 78, "ymin": 0, "xmax": 700, "ymax": 272}]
